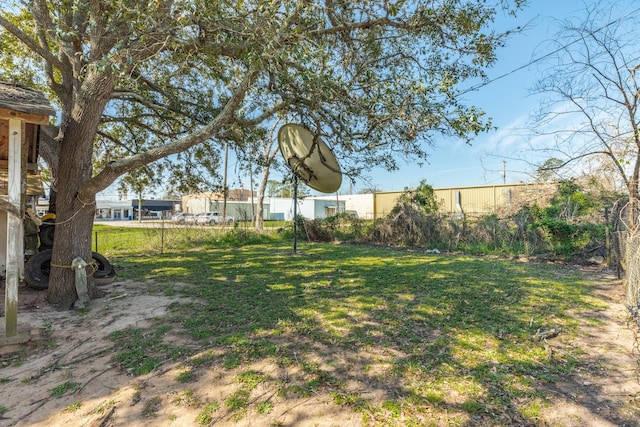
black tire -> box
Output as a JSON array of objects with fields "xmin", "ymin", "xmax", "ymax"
[
  {"xmin": 93, "ymin": 268, "xmax": 116, "ymax": 285},
  {"xmin": 24, "ymin": 250, "xmax": 115, "ymax": 290},
  {"xmin": 24, "ymin": 249, "xmax": 53, "ymax": 290},
  {"xmin": 39, "ymin": 221, "xmax": 55, "ymax": 248},
  {"xmin": 91, "ymin": 251, "xmax": 114, "ymax": 278}
]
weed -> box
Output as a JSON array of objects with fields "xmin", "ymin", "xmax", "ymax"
[
  {"xmin": 93, "ymin": 399, "xmax": 117, "ymax": 415},
  {"xmin": 41, "ymin": 323, "xmax": 53, "ymax": 336},
  {"xmin": 131, "ymin": 390, "xmax": 141, "ymax": 405},
  {"xmin": 236, "ymin": 370, "xmax": 268, "ymax": 389},
  {"xmin": 381, "ymin": 400, "xmax": 402, "ymax": 416},
  {"xmin": 190, "ymin": 350, "xmax": 217, "ymax": 367},
  {"xmin": 142, "ymin": 396, "xmax": 162, "ymax": 418},
  {"xmin": 176, "ymin": 370, "xmax": 196, "ymax": 383},
  {"xmin": 109, "ymin": 326, "xmax": 188, "ymax": 376},
  {"xmin": 309, "ymin": 370, "xmax": 342, "ymax": 389},
  {"xmin": 51, "ymin": 381, "xmax": 80, "ymax": 398},
  {"xmin": 332, "ymin": 391, "xmax": 367, "ymax": 408},
  {"xmin": 172, "ymin": 390, "xmax": 201, "ymax": 407},
  {"xmin": 62, "ymin": 402, "xmax": 82, "ymax": 412},
  {"xmin": 225, "ymin": 389, "xmax": 250, "ymax": 411},
  {"xmin": 461, "ymin": 400, "xmax": 484, "ymax": 414},
  {"xmin": 0, "ymin": 378, "xmax": 10, "ymax": 384},
  {"xmin": 520, "ymin": 398, "xmax": 548, "ymax": 419},
  {"xmin": 257, "ymin": 401, "xmax": 273, "ymax": 414},
  {"xmin": 195, "ymin": 401, "xmax": 220, "ymax": 425},
  {"xmin": 0, "ymin": 406, "xmax": 7, "ymax": 415},
  {"xmin": 222, "ymin": 354, "xmax": 241, "ymax": 369}
]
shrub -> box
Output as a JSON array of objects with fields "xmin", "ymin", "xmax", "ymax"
[{"xmin": 369, "ymin": 203, "xmax": 443, "ymax": 248}]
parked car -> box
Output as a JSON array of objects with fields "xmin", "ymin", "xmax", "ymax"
[
  {"xmin": 195, "ymin": 212, "xmax": 234, "ymax": 225},
  {"xmin": 172, "ymin": 212, "xmax": 195, "ymax": 224}
]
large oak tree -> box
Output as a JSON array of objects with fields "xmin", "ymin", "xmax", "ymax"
[{"xmin": 0, "ymin": 0, "xmax": 524, "ymax": 308}]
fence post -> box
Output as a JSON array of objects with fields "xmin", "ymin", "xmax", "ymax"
[
  {"xmin": 161, "ymin": 218, "xmax": 165, "ymax": 255},
  {"xmin": 95, "ymin": 231, "xmax": 98, "ymax": 253},
  {"xmin": 605, "ymin": 207, "xmax": 611, "ymax": 267}
]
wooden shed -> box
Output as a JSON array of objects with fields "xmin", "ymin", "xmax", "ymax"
[{"xmin": 0, "ymin": 81, "xmax": 55, "ymax": 339}]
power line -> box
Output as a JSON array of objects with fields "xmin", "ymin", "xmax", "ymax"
[{"xmin": 460, "ymin": 5, "xmax": 640, "ymax": 95}]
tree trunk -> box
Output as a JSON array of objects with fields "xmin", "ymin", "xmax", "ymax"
[
  {"xmin": 255, "ymin": 164, "xmax": 271, "ymax": 231},
  {"xmin": 47, "ymin": 74, "xmax": 112, "ymax": 308},
  {"xmin": 40, "ymin": 125, "xmax": 61, "ymax": 213},
  {"xmin": 47, "ymin": 198, "xmax": 96, "ymax": 309}
]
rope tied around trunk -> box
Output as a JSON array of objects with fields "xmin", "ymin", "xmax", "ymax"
[{"xmin": 50, "ymin": 259, "xmax": 100, "ymax": 276}]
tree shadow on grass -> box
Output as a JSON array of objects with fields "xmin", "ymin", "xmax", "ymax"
[{"xmin": 111, "ymin": 242, "xmax": 636, "ymax": 426}]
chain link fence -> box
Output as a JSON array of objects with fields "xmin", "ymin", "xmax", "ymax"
[
  {"xmin": 610, "ymin": 199, "xmax": 640, "ymax": 314},
  {"xmin": 611, "ymin": 228, "xmax": 638, "ymax": 313},
  {"xmin": 92, "ymin": 222, "xmax": 278, "ymax": 257},
  {"xmin": 610, "ymin": 200, "xmax": 640, "ymax": 392}
]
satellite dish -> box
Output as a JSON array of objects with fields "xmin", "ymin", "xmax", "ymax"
[{"xmin": 277, "ymin": 124, "xmax": 342, "ymax": 193}]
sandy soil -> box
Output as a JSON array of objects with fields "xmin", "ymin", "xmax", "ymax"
[{"xmin": 0, "ymin": 268, "xmax": 639, "ymax": 427}]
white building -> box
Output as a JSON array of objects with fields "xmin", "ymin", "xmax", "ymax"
[
  {"xmin": 268, "ymin": 196, "xmax": 346, "ymax": 221},
  {"xmin": 95, "ymin": 199, "xmax": 135, "ymax": 220},
  {"xmin": 180, "ymin": 189, "xmax": 374, "ymax": 222},
  {"xmin": 337, "ymin": 193, "xmax": 374, "ymax": 219},
  {"xmin": 94, "ymin": 199, "xmax": 181, "ymax": 220}
]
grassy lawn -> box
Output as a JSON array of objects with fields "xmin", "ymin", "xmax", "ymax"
[{"xmin": 97, "ymin": 226, "xmax": 604, "ymax": 425}]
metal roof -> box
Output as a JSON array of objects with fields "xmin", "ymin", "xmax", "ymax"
[{"xmin": 0, "ymin": 81, "xmax": 55, "ymax": 117}]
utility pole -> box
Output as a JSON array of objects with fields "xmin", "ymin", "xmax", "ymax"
[{"xmin": 502, "ymin": 160, "xmax": 506, "ymax": 184}]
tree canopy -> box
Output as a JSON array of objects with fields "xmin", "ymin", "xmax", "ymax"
[{"xmin": 0, "ymin": 0, "xmax": 525, "ymax": 306}]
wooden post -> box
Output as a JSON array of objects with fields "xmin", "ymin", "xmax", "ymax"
[{"xmin": 4, "ymin": 118, "xmax": 22, "ymax": 338}]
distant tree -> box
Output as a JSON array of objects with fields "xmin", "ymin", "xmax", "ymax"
[
  {"xmin": 535, "ymin": 158, "xmax": 563, "ymax": 182},
  {"xmin": 358, "ymin": 185, "xmax": 381, "ymax": 195},
  {"xmin": 1, "ymin": 0, "xmax": 524, "ymax": 307},
  {"xmin": 254, "ymin": 141, "xmax": 281, "ymax": 230},
  {"xmin": 266, "ymin": 178, "xmax": 309, "ymax": 198},
  {"xmin": 235, "ymin": 125, "xmax": 282, "ymax": 230},
  {"xmin": 118, "ymin": 167, "xmax": 161, "ymax": 220},
  {"xmin": 266, "ymin": 180, "xmax": 287, "ymax": 198},
  {"xmin": 396, "ymin": 180, "xmax": 440, "ymax": 215}
]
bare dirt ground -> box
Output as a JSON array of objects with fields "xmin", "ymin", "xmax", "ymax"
[{"xmin": 1, "ymin": 267, "xmax": 639, "ymax": 427}]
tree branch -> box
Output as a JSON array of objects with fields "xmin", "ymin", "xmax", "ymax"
[
  {"xmin": 0, "ymin": 12, "xmax": 63, "ymax": 70},
  {"xmin": 80, "ymin": 69, "xmax": 259, "ymax": 197}
]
